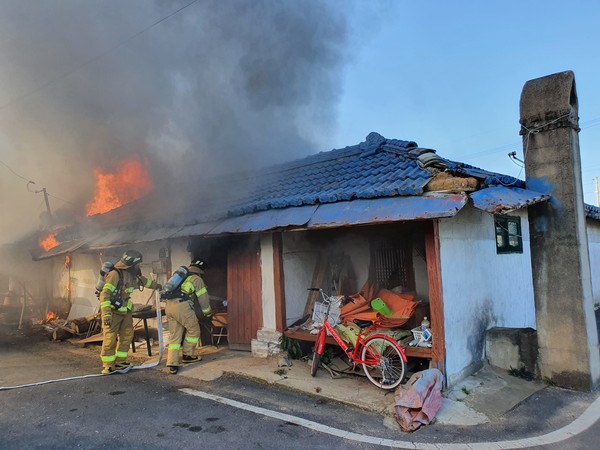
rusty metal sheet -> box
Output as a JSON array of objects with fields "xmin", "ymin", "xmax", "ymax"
[
  {"xmin": 470, "ymin": 186, "xmax": 550, "ymax": 214},
  {"xmin": 32, "ymin": 239, "xmax": 89, "ymax": 261},
  {"xmin": 307, "ymin": 194, "xmax": 468, "ymax": 228},
  {"xmin": 86, "ymin": 229, "xmax": 139, "ymax": 250},
  {"xmin": 86, "ymin": 225, "xmax": 184, "ymax": 250},
  {"xmin": 208, "ymin": 205, "xmax": 318, "ymax": 234}
]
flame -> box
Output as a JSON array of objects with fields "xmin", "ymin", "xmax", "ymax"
[
  {"xmin": 86, "ymin": 156, "xmax": 154, "ymax": 216},
  {"xmin": 45, "ymin": 311, "xmax": 58, "ymax": 322},
  {"xmin": 39, "ymin": 232, "xmax": 60, "ymax": 251}
]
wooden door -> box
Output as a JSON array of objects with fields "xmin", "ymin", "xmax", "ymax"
[{"xmin": 227, "ymin": 236, "xmax": 263, "ymax": 350}]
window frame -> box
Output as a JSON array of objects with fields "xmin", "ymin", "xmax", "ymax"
[{"xmin": 494, "ymin": 215, "xmax": 523, "ymax": 254}]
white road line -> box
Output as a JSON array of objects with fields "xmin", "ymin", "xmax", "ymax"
[{"xmin": 180, "ymin": 388, "xmax": 600, "ymax": 449}]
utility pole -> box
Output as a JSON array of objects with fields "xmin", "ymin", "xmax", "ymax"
[
  {"xmin": 595, "ymin": 177, "xmax": 600, "ymax": 207},
  {"xmin": 27, "ymin": 181, "xmax": 53, "ymax": 224},
  {"xmin": 42, "ymin": 187, "xmax": 52, "ymax": 216}
]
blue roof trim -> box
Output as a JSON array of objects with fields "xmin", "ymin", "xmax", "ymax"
[
  {"xmin": 208, "ymin": 205, "xmax": 318, "ymax": 234},
  {"xmin": 308, "ymin": 194, "xmax": 468, "ymax": 228},
  {"xmin": 470, "ymin": 186, "xmax": 550, "ymax": 213}
]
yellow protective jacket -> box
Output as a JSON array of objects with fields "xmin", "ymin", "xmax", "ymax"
[
  {"xmin": 99, "ymin": 261, "xmax": 160, "ymax": 315},
  {"xmin": 180, "ymin": 266, "xmax": 212, "ymax": 317}
]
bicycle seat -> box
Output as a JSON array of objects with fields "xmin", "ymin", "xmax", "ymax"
[{"xmin": 353, "ymin": 319, "xmax": 373, "ymax": 329}]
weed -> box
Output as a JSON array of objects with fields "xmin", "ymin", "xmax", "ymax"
[
  {"xmin": 543, "ymin": 376, "xmax": 556, "ymax": 386},
  {"xmin": 274, "ymin": 368, "xmax": 288, "ymax": 376},
  {"xmin": 279, "ymin": 336, "xmax": 303, "ymax": 360},
  {"xmin": 508, "ymin": 367, "xmax": 520, "ymax": 377},
  {"xmin": 461, "ymin": 387, "xmax": 471, "ymax": 395},
  {"xmin": 508, "ymin": 366, "xmax": 534, "ymax": 381}
]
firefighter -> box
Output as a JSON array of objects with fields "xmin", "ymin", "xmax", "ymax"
[
  {"xmin": 165, "ymin": 258, "xmax": 213, "ymax": 374},
  {"xmin": 98, "ymin": 250, "xmax": 161, "ymax": 374}
]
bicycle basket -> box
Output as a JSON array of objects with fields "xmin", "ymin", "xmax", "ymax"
[{"xmin": 312, "ymin": 298, "xmax": 342, "ymax": 326}]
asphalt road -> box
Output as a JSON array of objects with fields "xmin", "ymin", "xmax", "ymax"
[
  {"xmin": 0, "ymin": 367, "xmax": 397, "ymax": 449},
  {"xmin": 0, "ymin": 329, "xmax": 393, "ymax": 449},
  {"xmin": 1, "ymin": 328, "xmax": 600, "ymax": 449}
]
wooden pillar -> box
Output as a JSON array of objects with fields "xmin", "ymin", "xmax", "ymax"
[
  {"xmin": 425, "ymin": 220, "xmax": 446, "ymax": 375},
  {"xmin": 272, "ymin": 233, "xmax": 286, "ymax": 332}
]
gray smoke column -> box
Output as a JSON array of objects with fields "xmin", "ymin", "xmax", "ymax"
[{"xmin": 0, "ymin": 0, "xmax": 350, "ymax": 244}]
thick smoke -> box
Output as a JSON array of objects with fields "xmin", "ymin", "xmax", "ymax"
[{"xmin": 0, "ymin": 0, "xmax": 351, "ymax": 246}]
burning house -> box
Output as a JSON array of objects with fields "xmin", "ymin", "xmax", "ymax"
[
  {"xmin": 3, "ymin": 72, "xmax": 600, "ymax": 391},
  {"xmin": 0, "ymin": 121, "xmax": 578, "ymax": 388}
]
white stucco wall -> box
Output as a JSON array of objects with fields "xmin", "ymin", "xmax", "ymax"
[
  {"xmin": 586, "ymin": 220, "xmax": 600, "ymax": 309},
  {"xmin": 55, "ymin": 253, "xmax": 100, "ymax": 318},
  {"xmin": 170, "ymin": 238, "xmax": 192, "ymax": 273},
  {"xmin": 282, "ymin": 231, "xmax": 370, "ymax": 327},
  {"xmin": 438, "ymin": 206, "xmax": 535, "ymax": 386}
]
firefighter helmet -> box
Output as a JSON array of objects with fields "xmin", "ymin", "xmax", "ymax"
[
  {"xmin": 190, "ymin": 258, "xmax": 206, "ymax": 270},
  {"xmin": 120, "ymin": 250, "xmax": 143, "ymax": 267}
]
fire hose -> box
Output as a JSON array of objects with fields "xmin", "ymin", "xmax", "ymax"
[{"xmin": 0, "ymin": 291, "xmax": 164, "ymax": 391}]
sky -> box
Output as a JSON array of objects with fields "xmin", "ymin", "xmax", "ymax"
[{"xmin": 1, "ymin": 0, "xmax": 600, "ymax": 246}]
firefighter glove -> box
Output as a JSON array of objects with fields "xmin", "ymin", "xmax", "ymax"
[{"xmin": 102, "ymin": 313, "xmax": 112, "ymax": 327}]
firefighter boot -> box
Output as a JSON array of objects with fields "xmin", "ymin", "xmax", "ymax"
[
  {"xmin": 182, "ymin": 355, "xmax": 201, "ymax": 363},
  {"xmin": 101, "ymin": 366, "xmax": 114, "ymax": 374}
]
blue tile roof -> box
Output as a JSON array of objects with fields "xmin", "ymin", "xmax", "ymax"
[{"xmin": 223, "ymin": 132, "xmax": 524, "ymax": 217}]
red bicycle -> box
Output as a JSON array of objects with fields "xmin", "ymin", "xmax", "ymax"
[{"xmin": 308, "ymin": 288, "xmax": 407, "ymax": 390}]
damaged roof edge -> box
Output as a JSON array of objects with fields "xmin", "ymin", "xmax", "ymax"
[
  {"xmin": 308, "ymin": 194, "xmax": 468, "ymax": 228},
  {"xmin": 469, "ymin": 186, "xmax": 550, "ymax": 214}
]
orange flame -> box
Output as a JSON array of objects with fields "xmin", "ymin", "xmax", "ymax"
[
  {"xmin": 39, "ymin": 232, "xmax": 60, "ymax": 251},
  {"xmin": 45, "ymin": 311, "xmax": 58, "ymax": 322},
  {"xmin": 86, "ymin": 156, "xmax": 154, "ymax": 216}
]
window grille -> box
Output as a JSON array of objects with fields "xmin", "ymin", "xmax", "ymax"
[{"xmin": 370, "ymin": 239, "xmax": 415, "ymax": 291}]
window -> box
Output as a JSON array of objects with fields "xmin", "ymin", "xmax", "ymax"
[
  {"xmin": 495, "ymin": 215, "xmax": 523, "ymax": 254},
  {"xmin": 369, "ymin": 238, "xmax": 415, "ymax": 291}
]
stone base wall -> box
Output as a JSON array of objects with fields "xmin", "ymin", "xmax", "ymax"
[{"xmin": 251, "ymin": 328, "xmax": 283, "ymax": 358}]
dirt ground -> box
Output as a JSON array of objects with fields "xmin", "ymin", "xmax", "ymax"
[{"xmin": 0, "ymin": 323, "xmax": 153, "ymax": 388}]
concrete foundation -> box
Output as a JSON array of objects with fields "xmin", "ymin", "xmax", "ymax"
[{"xmin": 485, "ymin": 327, "xmax": 537, "ymax": 376}]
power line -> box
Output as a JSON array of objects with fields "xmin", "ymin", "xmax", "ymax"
[
  {"xmin": 0, "ymin": 159, "xmax": 34, "ymax": 183},
  {"xmin": 0, "ymin": 0, "xmax": 201, "ymax": 112}
]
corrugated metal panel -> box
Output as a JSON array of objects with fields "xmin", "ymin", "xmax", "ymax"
[
  {"xmin": 307, "ymin": 194, "xmax": 468, "ymax": 228},
  {"xmin": 470, "ymin": 186, "xmax": 550, "ymax": 214},
  {"xmin": 208, "ymin": 205, "xmax": 318, "ymax": 235},
  {"xmin": 170, "ymin": 221, "xmax": 219, "ymax": 238},
  {"xmin": 86, "ymin": 225, "xmax": 183, "ymax": 250},
  {"xmin": 86, "ymin": 229, "xmax": 138, "ymax": 250},
  {"xmin": 132, "ymin": 226, "xmax": 184, "ymax": 243},
  {"xmin": 32, "ymin": 239, "xmax": 89, "ymax": 261}
]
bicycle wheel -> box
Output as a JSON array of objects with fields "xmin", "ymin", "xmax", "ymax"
[
  {"xmin": 310, "ymin": 331, "xmax": 323, "ymax": 377},
  {"xmin": 311, "ymin": 349, "xmax": 321, "ymax": 377},
  {"xmin": 361, "ymin": 336, "xmax": 405, "ymax": 390}
]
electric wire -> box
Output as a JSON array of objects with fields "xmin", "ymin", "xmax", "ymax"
[{"xmin": 0, "ymin": 159, "xmax": 34, "ymax": 183}]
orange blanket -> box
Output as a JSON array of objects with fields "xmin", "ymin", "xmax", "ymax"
[{"xmin": 340, "ymin": 284, "xmax": 418, "ymax": 330}]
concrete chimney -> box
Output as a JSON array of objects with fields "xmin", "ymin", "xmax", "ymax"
[{"xmin": 520, "ymin": 71, "xmax": 600, "ymax": 390}]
